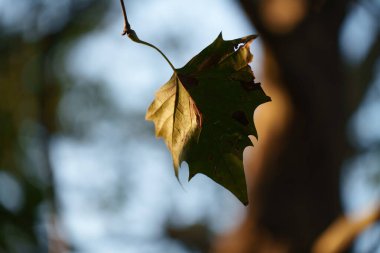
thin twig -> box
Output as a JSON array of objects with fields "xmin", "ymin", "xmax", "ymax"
[
  {"xmin": 120, "ymin": 0, "xmax": 131, "ymax": 35},
  {"xmin": 118, "ymin": 0, "xmax": 176, "ymax": 71}
]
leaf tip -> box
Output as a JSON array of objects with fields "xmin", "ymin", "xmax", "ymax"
[
  {"xmin": 218, "ymin": 31, "xmax": 223, "ymax": 40},
  {"xmin": 173, "ymin": 160, "xmax": 180, "ymax": 177}
]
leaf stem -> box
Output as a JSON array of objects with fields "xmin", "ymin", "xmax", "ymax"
[
  {"xmin": 119, "ymin": 0, "xmax": 176, "ymax": 71},
  {"xmin": 136, "ymin": 40, "xmax": 176, "ymax": 71}
]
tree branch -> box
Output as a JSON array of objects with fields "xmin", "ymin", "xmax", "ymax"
[{"xmin": 119, "ymin": 0, "xmax": 131, "ymax": 35}]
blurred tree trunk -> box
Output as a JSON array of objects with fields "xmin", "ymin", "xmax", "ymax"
[{"xmin": 213, "ymin": 0, "xmax": 351, "ymax": 252}]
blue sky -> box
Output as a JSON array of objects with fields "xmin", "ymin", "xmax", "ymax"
[
  {"xmin": 1, "ymin": 0, "xmax": 379, "ymax": 252},
  {"xmin": 54, "ymin": 1, "xmax": 380, "ymax": 252},
  {"xmin": 53, "ymin": 1, "xmax": 257, "ymax": 252}
]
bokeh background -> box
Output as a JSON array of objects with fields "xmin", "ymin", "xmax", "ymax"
[{"xmin": 0, "ymin": 0, "xmax": 379, "ymax": 252}]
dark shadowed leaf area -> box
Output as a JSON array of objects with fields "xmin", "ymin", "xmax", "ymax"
[{"xmin": 146, "ymin": 33, "xmax": 270, "ymax": 204}]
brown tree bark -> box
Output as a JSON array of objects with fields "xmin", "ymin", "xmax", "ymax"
[{"xmin": 212, "ymin": 0, "xmax": 351, "ymax": 252}]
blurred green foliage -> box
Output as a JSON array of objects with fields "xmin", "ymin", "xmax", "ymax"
[{"xmin": 0, "ymin": 1, "xmax": 109, "ymax": 252}]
